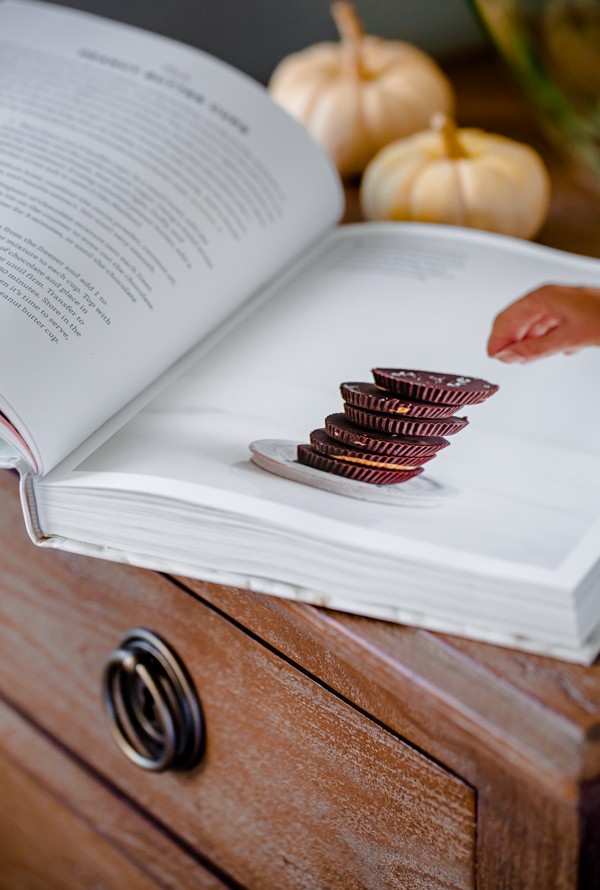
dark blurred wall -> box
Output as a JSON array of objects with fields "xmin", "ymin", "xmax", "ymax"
[{"xmin": 34, "ymin": 0, "xmax": 486, "ymax": 83}]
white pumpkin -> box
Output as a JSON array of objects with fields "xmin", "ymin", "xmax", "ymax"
[
  {"xmin": 268, "ymin": 2, "xmax": 454, "ymax": 178},
  {"xmin": 360, "ymin": 113, "xmax": 551, "ymax": 239}
]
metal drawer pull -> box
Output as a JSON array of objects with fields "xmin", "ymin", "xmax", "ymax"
[{"xmin": 102, "ymin": 627, "xmax": 204, "ymax": 772}]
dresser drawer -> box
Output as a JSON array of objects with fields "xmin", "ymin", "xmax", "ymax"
[
  {"xmin": 0, "ymin": 698, "xmax": 225, "ymax": 890},
  {"xmin": 0, "ymin": 474, "xmax": 475, "ymax": 889}
]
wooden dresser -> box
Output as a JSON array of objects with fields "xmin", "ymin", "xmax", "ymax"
[{"xmin": 1, "ymin": 55, "xmax": 600, "ymax": 890}]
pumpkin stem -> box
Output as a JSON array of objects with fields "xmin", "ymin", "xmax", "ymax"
[
  {"xmin": 331, "ymin": 2, "xmax": 364, "ymax": 79},
  {"xmin": 431, "ymin": 113, "xmax": 469, "ymax": 159}
]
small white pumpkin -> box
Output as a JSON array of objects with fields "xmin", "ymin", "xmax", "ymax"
[
  {"xmin": 360, "ymin": 113, "xmax": 551, "ymax": 239},
  {"xmin": 268, "ymin": 2, "xmax": 454, "ymax": 178}
]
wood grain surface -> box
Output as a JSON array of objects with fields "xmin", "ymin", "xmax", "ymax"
[
  {"xmin": 0, "ymin": 699, "xmax": 226, "ymax": 890},
  {"xmin": 179, "ymin": 577, "xmax": 600, "ymax": 785},
  {"xmin": 177, "ymin": 579, "xmax": 600, "ymax": 888},
  {"xmin": 0, "ymin": 476, "xmax": 474, "ymax": 890}
]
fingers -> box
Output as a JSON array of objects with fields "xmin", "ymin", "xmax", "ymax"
[
  {"xmin": 486, "ymin": 294, "xmax": 550, "ymax": 357},
  {"xmin": 493, "ymin": 326, "xmax": 571, "ymax": 362},
  {"xmin": 487, "ymin": 284, "xmax": 600, "ymax": 363},
  {"xmin": 526, "ymin": 317, "xmax": 561, "ymax": 339}
]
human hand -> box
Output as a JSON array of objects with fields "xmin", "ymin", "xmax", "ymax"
[{"xmin": 487, "ymin": 284, "xmax": 600, "ymax": 363}]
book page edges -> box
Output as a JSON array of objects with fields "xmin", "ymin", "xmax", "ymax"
[{"xmin": 20, "ymin": 528, "xmax": 600, "ymax": 665}]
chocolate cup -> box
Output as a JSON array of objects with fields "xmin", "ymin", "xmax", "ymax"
[
  {"xmin": 324, "ymin": 415, "xmax": 450, "ymax": 457},
  {"xmin": 340, "ymin": 382, "xmax": 458, "ymax": 419},
  {"xmin": 344, "ymin": 405, "xmax": 469, "ymax": 437},
  {"xmin": 297, "ymin": 444, "xmax": 424, "ymax": 485},
  {"xmin": 372, "ymin": 368, "xmax": 499, "ymax": 406},
  {"xmin": 309, "ymin": 428, "xmax": 436, "ymax": 468}
]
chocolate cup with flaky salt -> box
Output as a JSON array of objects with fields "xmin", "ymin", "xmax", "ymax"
[
  {"xmin": 324, "ymin": 414, "xmax": 450, "ymax": 457},
  {"xmin": 372, "ymin": 369, "xmax": 499, "ymax": 407},
  {"xmin": 297, "ymin": 443, "xmax": 424, "ymax": 485},
  {"xmin": 341, "ymin": 382, "xmax": 459, "ymax": 419}
]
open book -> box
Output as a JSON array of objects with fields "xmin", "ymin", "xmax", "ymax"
[{"xmin": 2, "ymin": 0, "xmax": 600, "ymax": 663}]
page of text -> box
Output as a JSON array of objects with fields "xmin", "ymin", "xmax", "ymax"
[{"xmin": 0, "ymin": 0, "xmax": 342, "ymax": 473}]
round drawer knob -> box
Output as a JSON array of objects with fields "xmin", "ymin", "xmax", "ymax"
[{"xmin": 102, "ymin": 627, "xmax": 204, "ymax": 772}]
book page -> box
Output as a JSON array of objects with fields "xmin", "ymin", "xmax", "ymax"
[
  {"xmin": 47, "ymin": 223, "xmax": 600, "ymax": 590},
  {"xmin": 0, "ymin": 0, "xmax": 342, "ymax": 474},
  {"xmin": 41, "ymin": 221, "xmax": 600, "ymax": 597}
]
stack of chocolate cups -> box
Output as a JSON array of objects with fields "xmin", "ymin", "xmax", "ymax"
[{"xmin": 297, "ymin": 368, "xmax": 498, "ymax": 485}]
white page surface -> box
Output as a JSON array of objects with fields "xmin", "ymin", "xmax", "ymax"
[
  {"xmin": 0, "ymin": 0, "xmax": 342, "ymax": 473},
  {"xmin": 45, "ymin": 224, "xmax": 600, "ymax": 583}
]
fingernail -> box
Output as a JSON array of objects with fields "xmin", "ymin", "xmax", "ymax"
[{"xmin": 494, "ymin": 349, "xmax": 523, "ymax": 363}]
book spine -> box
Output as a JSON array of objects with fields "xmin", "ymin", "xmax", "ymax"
[{"xmin": 18, "ymin": 470, "xmax": 51, "ymax": 544}]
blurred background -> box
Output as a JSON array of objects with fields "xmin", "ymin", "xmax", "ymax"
[
  {"xmin": 37, "ymin": 0, "xmax": 487, "ymax": 82},
  {"xmin": 31, "ymin": 0, "xmax": 600, "ymax": 204}
]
